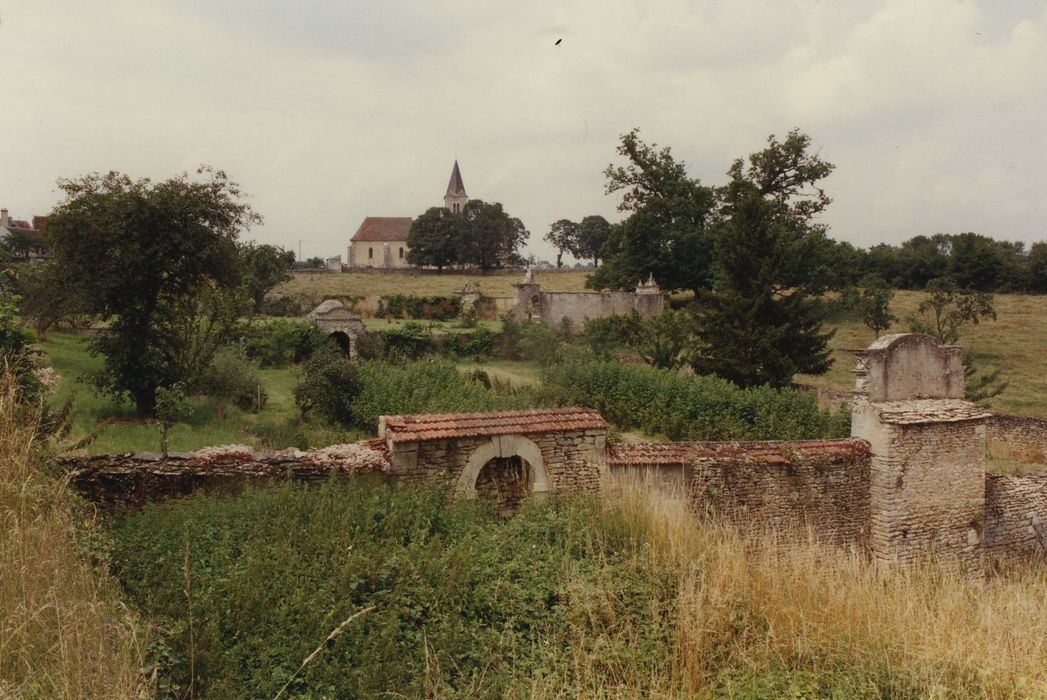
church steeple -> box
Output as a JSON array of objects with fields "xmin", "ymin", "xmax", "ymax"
[{"xmin": 444, "ymin": 160, "xmax": 468, "ymax": 213}]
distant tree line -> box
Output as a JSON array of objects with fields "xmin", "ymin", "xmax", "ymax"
[
  {"xmin": 406, "ymin": 200, "xmax": 529, "ymax": 271},
  {"xmin": 827, "ymin": 233, "xmax": 1047, "ymax": 293}
]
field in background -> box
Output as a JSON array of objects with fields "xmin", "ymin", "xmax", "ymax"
[{"xmin": 800, "ymin": 290, "xmax": 1047, "ymax": 419}]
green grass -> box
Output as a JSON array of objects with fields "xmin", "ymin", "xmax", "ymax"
[
  {"xmin": 42, "ymin": 332, "xmax": 367, "ymax": 455},
  {"xmin": 802, "ymin": 290, "xmax": 1047, "ymax": 418}
]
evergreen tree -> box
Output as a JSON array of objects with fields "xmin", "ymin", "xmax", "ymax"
[{"xmin": 692, "ymin": 130, "xmax": 836, "ymax": 388}]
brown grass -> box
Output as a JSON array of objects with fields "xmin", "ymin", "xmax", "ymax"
[
  {"xmin": 573, "ymin": 475, "xmax": 1047, "ymax": 697},
  {"xmin": 0, "ymin": 378, "xmax": 148, "ymax": 698}
]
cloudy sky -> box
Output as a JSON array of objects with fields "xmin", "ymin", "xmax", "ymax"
[{"xmin": 2, "ymin": 0, "xmax": 1045, "ymax": 263}]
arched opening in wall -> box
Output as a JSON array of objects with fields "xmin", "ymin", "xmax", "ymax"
[
  {"xmin": 527, "ymin": 294, "xmax": 540, "ymax": 320},
  {"xmin": 329, "ymin": 331, "xmax": 351, "ymax": 357},
  {"xmin": 475, "ymin": 455, "xmax": 532, "ymax": 515}
]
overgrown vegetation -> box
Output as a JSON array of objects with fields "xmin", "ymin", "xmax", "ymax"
[
  {"xmin": 108, "ymin": 477, "xmax": 1047, "ymax": 698},
  {"xmin": 544, "ymin": 360, "xmax": 849, "ymax": 441},
  {"xmin": 0, "ymin": 377, "xmax": 148, "ymax": 697}
]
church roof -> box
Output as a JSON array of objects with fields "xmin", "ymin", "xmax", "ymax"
[
  {"xmin": 351, "ymin": 217, "xmax": 412, "ymax": 242},
  {"xmin": 445, "ymin": 160, "xmax": 467, "ymax": 198}
]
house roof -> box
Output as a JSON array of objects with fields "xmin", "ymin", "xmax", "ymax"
[
  {"xmin": 445, "ymin": 160, "xmax": 467, "ymax": 198},
  {"xmin": 380, "ymin": 408, "xmax": 607, "ymax": 443},
  {"xmin": 351, "ymin": 216, "xmax": 412, "ymax": 243}
]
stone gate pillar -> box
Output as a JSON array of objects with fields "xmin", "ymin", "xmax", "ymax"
[{"xmin": 851, "ymin": 334, "xmax": 990, "ymax": 571}]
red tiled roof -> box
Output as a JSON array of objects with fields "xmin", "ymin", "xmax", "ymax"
[
  {"xmin": 608, "ymin": 438, "xmax": 870, "ymax": 467},
  {"xmin": 351, "ymin": 216, "xmax": 412, "ymax": 242},
  {"xmin": 381, "ymin": 408, "xmax": 607, "ymax": 443}
]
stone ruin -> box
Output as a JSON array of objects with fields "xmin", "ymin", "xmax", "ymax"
[
  {"xmin": 512, "ymin": 270, "xmax": 665, "ymax": 327},
  {"xmin": 63, "ymin": 334, "xmax": 1047, "ymax": 573},
  {"xmin": 307, "ymin": 299, "xmax": 369, "ymax": 358}
]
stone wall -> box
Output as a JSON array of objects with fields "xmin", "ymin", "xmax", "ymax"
[
  {"xmin": 388, "ymin": 429, "xmax": 605, "ymax": 503},
  {"xmin": 985, "ymin": 472, "xmax": 1047, "ymax": 572},
  {"xmin": 987, "ymin": 414, "xmax": 1047, "ymax": 461},
  {"xmin": 512, "ymin": 276, "xmax": 664, "ymax": 327},
  {"xmin": 610, "ymin": 439, "xmax": 872, "ymax": 546}
]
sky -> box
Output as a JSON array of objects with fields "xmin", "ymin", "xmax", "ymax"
[{"xmin": 2, "ymin": 0, "xmax": 1046, "ymax": 264}]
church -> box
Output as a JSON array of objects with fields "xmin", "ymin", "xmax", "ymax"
[{"xmin": 347, "ymin": 161, "xmax": 468, "ymax": 269}]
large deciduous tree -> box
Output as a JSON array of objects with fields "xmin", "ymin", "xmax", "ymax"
[
  {"xmin": 406, "ymin": 207, "xmax": 464, "ymax": 270},
  {"xmin": 239, "ymin": 241, "xmax": 294, "ymax": 312},
  {"xmin": 576, "ymin": 215, "xmax": 612, "ymax": 267},
  {"xmin": 47, "ymin": 168, "xmax": 259, "ymax": 416},
  {"xmin": 588, "ymin": 129, "xmax": 716, "ymax": 293},
  {"xmin": 459, "ymin": 200, "xmax": 528, "ymax": 272},
  {"xmin": 544, "ymin": 219, "xmax": 579, "ymax": 268},
  {"xmin": 692, "ymin": 130, "xmax": 837, "ymax": 388}
]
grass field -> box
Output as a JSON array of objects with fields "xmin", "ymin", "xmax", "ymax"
[
  {"xmin": 275, "ymin": 268, "xmax": 592, "ymax": 307},
  {"xmin": 798, "ymin": 289, "xmax": 1047, "ymax": 418},
  {"xmin": 43, "ymin": 332, "xmax": 367, "ymax": 455}
]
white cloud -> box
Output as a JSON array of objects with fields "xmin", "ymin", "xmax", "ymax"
[{"xmin": 1, "ymin": 0, "xmax": 1045, "ymax": 263}]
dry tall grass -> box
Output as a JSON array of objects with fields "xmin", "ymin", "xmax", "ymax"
[
  {"xmin": 0, "ymin": 377, "xmax": 148, "ymax": 698},
  {"xmin": 571, "ymin": 475, "xmax": 1047, "ymax": 697}
]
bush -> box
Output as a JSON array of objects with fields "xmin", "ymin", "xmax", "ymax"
[
  {"xmin": 440, "ymin": 327, "xmax": 498, "ymax": 358},
  {"xmin": 544, "ymin": 360, "xmax": 849, "ymax": 441},
  {"xmin": 293, "ymin": 346, "xmax": 363, "ymax": 425},
  {"xmin": 378, "ymin": 322, "xmax": 433, "ymax": 359},
  {"xmin": 257, "ymin": 295, "xmax": 301, "ymax": 317},
  {"xmin": 582, "ymin": 314, "xmax": 644, "ymax": 359},
  {"xmin": 243, "ymin": 319, "xmax": 326, "ymax": 367},
  {"xmin": 198, "ymin": 346, "xmax": 267, "ymax": 412},
  {"xmin": 498, "ymin": 315, "xmax": 563, "ymax": 364},
  {"xmin": 380, "ymin": 294, "xmax": 462, "ymax": 321},
  {"xmin": 352, "ymin": 359, "xmax": 535, "ymax": 430}
]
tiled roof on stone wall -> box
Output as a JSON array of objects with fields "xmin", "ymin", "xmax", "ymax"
[{"xmin": 381, "ymin": 408, "xmax": 607, "ymax": 443}]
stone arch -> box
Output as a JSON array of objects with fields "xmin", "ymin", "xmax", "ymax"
[
  {"xmin": 456, "ymin": 435, "xmax": 549, "ymax": 499},
  {"xmin": 329, "ymin": 331, "xmax": 351, "ymax": 356}
]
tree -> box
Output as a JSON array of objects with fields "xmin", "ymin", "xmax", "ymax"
[
  {"xmin": 1030, "ymin": 242, "xmax": 1047, "ymax": 293},
  {"xmin": 406, "ymin": 207, "xmax": 464, "ymax": 270},
  {"xmin": 46, "ymin": 168, "xmax": 259, "ymax": 417},
  {"xmin": 906, "ymin": 277, "xmax": 996, "ymax": 345},
  {"xmin": 588, "ymin": 129, "xmax": 717, "ymax": 293},
  {"xmin": 12, "ymin": 261, "xmax": 89, "ymax": 339},
  {"xmin": 576, "ymin": 215, "xmax": 612, "ymax": 267},
  {"xmin": 459, "ymin": 200, "xmax": 528, "ymax": 271},
  {"xmin": 293, "ymin": 343, "xmax": 362, "ymax": 425},
  {"xmin": 239, "ymin": 242, "xmax": 295, "ymax": 313},
  {"xmin": 692, "ymin": 130, "xmax": 837, "ymax": 388},
  {"xmin": 857, "ymin": 274, "xmax": 897, "ymax": 338},
  {"xmin": 544, "ymin": 219, "xmax": 579, "ymax": 268}
]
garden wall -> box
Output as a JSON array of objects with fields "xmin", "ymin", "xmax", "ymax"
[
  {"xmin": 987, "ymin": 414, "xmax": 1047, "ymax": 459},
  {"xmin": 610, "ymin": 438, "xmax": 872, "ymax": 547},
  {"xmin": 985, "ymin": 471, "xmax": 1047, "ymax": 572}
]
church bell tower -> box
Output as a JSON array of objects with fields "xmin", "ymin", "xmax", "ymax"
[{"xmin": 444, "ymin": 160, "xmax": 468, "ymax": 213}]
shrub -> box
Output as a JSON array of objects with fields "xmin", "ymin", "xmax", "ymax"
[
  {"xmin": 544, "ymin": 360, "xmax": 849, "ymax": 441},
  {"xmin": 243, "ymin": 319, "xmax": 326, "ymax": 367},
  {"xmin": 352, "ymin": 359, "xmax": 534, "ymax": 430},
  {"xmin": 257, "ymin": 295, "xmax": 301, "ymax": 317},
  {"xmin": 198, "ymin": 346, "xmax": 267, "ymax": 412},
  {"xmin": 582, "ymin": 314, "xmax": 644, "ymax": 359},
  {"xmin": 378, "ymin": 322, "xmax": 433, "ymax": 359},
  {"xmin": 293, "ymin": 346, "xmax": 363, "ymax": 425},
  {"xmin": 498, "ymin": 315, "xmax": 563, "ymax": 363},
  {"xmin": 380, "ymin": 294, "xmax": 462, "ymax": 321},
  {"xmin": 440, "ymin": 327, "xmax": 498, "ymax": 358}
]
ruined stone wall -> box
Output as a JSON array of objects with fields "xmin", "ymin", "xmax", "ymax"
[
  {"xmin": 869, "ymin": 421, "xmax": 986, "ymax": 570},
  {"xmin": 987, "ymin": 414, "xmax": 1047, "ymax": 460},
  {"xmin": 610, "ymin": 439, "xmax": 872, "ymax": 546},
  {"xmin": 537, "ymin": 291, "xmax": 661, "ymax": 326},
  {"xmin": 985, "ymin": 472, "xmax": 1047, "ymax": 572}
]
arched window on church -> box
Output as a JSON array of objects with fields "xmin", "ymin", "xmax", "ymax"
[
  {"xmin": 368, "ymin": 247, "xmax": 373, "ymax": 259},
  {"xmin": 453, "ymin": 202, "xmax": 459, "ymax": 213},
  {"xmin": 399, "ymin": 247, "xmax": 404, "ymax": 259}
]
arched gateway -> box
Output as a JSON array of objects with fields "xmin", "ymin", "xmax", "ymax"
[{"xmin": 379, "ymin": 408, "xmax": 608, "ymax": 510}]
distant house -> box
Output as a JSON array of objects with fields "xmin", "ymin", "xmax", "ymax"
[
  {"xmin": 347, "ymin": 160, "xmax": 469, "ymax": 269},
  {"xmin": 0, "ymin": 208, "xmax": 48, "ymax": 260}
]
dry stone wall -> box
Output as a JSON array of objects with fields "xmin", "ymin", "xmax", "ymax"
[
  {"xmin": 985, "ymin": 472, "xmax": 1047, "ymax": 571},
  {"xmin": 610, "ymin": 439, "xmax": 872, "ymax": 547},
  {"xmin": 987, "ymin": 415, "xmax": 1047, "ymax": 461}
]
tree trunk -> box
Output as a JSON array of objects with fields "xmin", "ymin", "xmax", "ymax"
[{"xmin": 135, "ymin": 387, "xmax": 157, "ymax": 419}]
